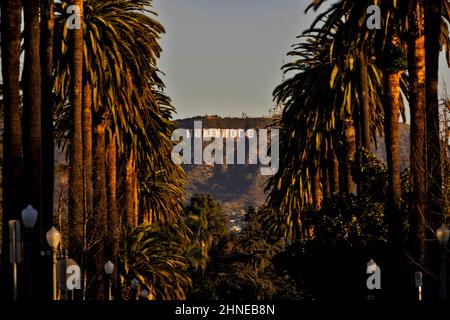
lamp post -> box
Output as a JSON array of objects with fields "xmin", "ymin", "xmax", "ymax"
[
  {"xmin": 436, "ymin": 224, "xmax": 450, "ymax": 301},
  {"xmin": 141, "ymin": 289, "xmax": 149, "ymax": 300},
  {"xmin": 131, "ymin": 278, "xmax": 139, "ymax": 300},
  {"xmin": 21, "ymin": 205, "xmax": 38, "ymax": 301},
  {"xmin": 46, "ymin": 227, "xmax": 61, "ymax": 300},
  {"xmin": 104, "ymin": 261, "xmax": 114, "ymax": 301},
  {"xmin": 8, "ymin": 220, "xmax": 22, "ymax": 301}
]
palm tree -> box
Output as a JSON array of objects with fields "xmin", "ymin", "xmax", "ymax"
[
  {"xmin": 53, "ymin": 0, "xmax": 186, "ymax": 297},
  {"xmin": 119, "ymin": 224, "xmax": 192, "ymax": 300},
  {"xmin": 266, "ymin": 6, "xmax": 386, "ymax": 241},
  {"xmin": 0, "ymin": 0, "xmax": 24, "ymax": 297}
]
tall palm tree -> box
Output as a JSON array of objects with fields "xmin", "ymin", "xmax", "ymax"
[
  {"xmin": 306, "ymin": 0, "xmax": 411, "ymax": 256},
  {"xmin": 266, "ymin": 6, "xmax": 385, "ymax": 241},
  {"xmin": 0, "ymin": 0, "xmax": 24, "ymax": 298},
  {"xmin": 53, "ymin": 0, "xmax": 186, "ymax": 297}
]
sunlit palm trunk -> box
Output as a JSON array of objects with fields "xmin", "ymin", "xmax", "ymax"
[
  {"xmin": 408, "ymin": 1, "xmax": 426, "ymax": 267},
  {"xmin": 425, "ymin": 0, "xmax": 443, "ymax": 224},
  {"xmin": 383, "ymin": 31, "xmax": 404, "ymax": 249},
  {"xmin": 93, "ymin": 119, "xmax": 108, "ymax": 300},
  {"xmin": 83, "ymin": 81, "xmax": 93, "ymax": 227},
  {"xmin": 342, "ymin": 120, "xmax": 355, "ymax": 195},
  {"xmin": 1, "ymin": 0, "xmax": 24, "ymax": 298},
  {"xmin": 68, "ymin": 0, "xmax": 85, "ymax": 297},
  {"xmin": 311, "ymin": 161, "xmax": 322, "ymax": 209},
  {"xmin": 133, "ymin": 169, "xmax": 139, "ymax": 226},
  {"xmin": 126, "ymin": 151, "xmax": 137, "ymax": 227},
  {"xmin": 384, "ymin": 72, "xmax": 402, "ymax": 209},
  {"xmin": 106, "ymin": 134, "xmax": 119, "ymax": 299}
]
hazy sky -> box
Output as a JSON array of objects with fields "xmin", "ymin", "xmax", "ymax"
[{"xmin": 153, "ymin": 0, "xmax": 450, "ymax": 120}]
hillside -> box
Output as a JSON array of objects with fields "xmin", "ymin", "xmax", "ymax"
[
  {"xmin": 176, "ymin": 117, "xmax": 411, "ymax": 213},
  {"xmin": 175, "ymin": 116, "xmax": 274, "ymax": 213}
]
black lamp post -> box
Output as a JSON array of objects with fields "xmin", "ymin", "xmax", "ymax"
[{"xmin": 21, "ymin": 205, "xmax": 38, "ymax": 301}]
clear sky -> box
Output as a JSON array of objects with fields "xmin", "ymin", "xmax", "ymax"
[{"xmin": 153, "ymin": 0, "xmax": 450, "ymax": 120}]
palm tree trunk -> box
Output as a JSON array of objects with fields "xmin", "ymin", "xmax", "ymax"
[
  {"xmin": 311, "ymin": 161, "xmax": 322, "ymax": 209},
  {"xmin": 23, "ymin": 0, "xmax": 42, "ymax": 229},
  {"xmin": 321, "ymin": 157, "xmax": 330, "ymax": 199},
  {"xmin": 425, "ymin": 0, "xmax": 443, "ymax": 224},
  {"xmin": 383, "ymin": 31, "xmax": 404, "ymax": 250},
  {"xmin": 330, "ymin": 148, "xmax": 340, "ymax": 194},
  {"xmin": 133, "ymin": 167, "xmax": 139, "ymax": 226},
  {"xmin": 106, "ymin": 134, "xmax": 119, "ymax": 299},
  {"xmin": 69, "ymin": 0, "xmax": 84, "ymax": 267},
  {"xmin": 41, "ymin": 0, "xmax": 55, "ymax": 246},
  {"xmin": 22, "ymin": 0, "xmax": 43, "ymax": 301},
  {"xmin": 40, "ymin": 0, "xmax": 55, "ymax": 301},
  {"xmin": 93, "ymin": 119, "xmax": 108, "ymax": 300},
  {"xmin": 358, "ymin": 50, "xmax": 371, "ymax": 150},
  {"xmin": 384, "ymin": 72, "xmax": 402, "ymax": 208},
  {"xmin": 408, "ymin": 1, "xmax": 426, "ymax": 267},
  {"xmin": 126, "ymin": 151, "xmax": 135, "ymax": 227},
  {"xmin": 83, "ymin": 81, "xmax": 93, "ymax": 223},
  {"xmin": 343, "ymin": 120, "xmax": 356, "ymax": 195},
  {"xmin": 1, "ymin": 0, "xmax": 24, "ymax": 299},
  {"xmin": 353, "ymin": 99, "xmax": 363, "ymax": 195}
]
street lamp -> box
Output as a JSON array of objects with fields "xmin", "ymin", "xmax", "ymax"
[
  {"xmin": 436, "ymin": 224, "xmax": 450, "ymax": 301},
  {"xmin": 22, "ymin": 205, "xmax": 38, "ymax": 229},
  {"xmin": 21, "ymin": 205, "xmax": 38, "ymax": 301},
  {"xmin": 141, "ymin": 289, "xmax": 149, "ymax": 300},
  {"xmin": 46, "ymin": 227, "xmax": 61, "ymax": 300},
  {"xmin": 104, "ymin": 261, "xmax": 114, "ymax": 301},
  {"xmin": 131, "ymin": 278, "xmax": 139, "ymax": 300}
]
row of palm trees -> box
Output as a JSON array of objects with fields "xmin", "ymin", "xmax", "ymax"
[
  {"xmin": 266, "ymin": 0, "xmax": 449, "ymax": 295},
  {"xmin": 1, "ymin": 0, "xmax": 186, "ymax": 299}
]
